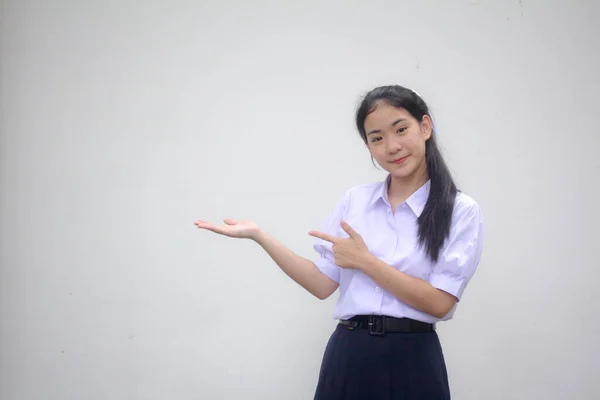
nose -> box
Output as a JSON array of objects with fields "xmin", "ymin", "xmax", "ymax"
[{"xmin": 386, "ymin": 138, "xmax": 402, "ymax": 154}]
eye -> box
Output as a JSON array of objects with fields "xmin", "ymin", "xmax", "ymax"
[
  {"xmin": 397, "ymin": 127, "xmax": 407, "ymax": 134},
  {"xmin": 370, "ymin": 137, "xmax": 382, "ymax": 143}
]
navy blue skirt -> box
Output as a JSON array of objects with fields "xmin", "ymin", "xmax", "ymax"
[{"xmin": 314, "ymin": 323, "xmax": 451, "ymax": 400}]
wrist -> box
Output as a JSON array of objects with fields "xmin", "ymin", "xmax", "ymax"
[
  {"xmin": 357, "ymin": 251, "xmax": 379, "ymax": 272},
  {"xmin": 251, "ymin": 228, "xmax": 268, "ymax": 244}
]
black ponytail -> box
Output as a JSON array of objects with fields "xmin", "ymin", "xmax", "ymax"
[{"xmin": 356, "ymin": 85, "xmax": 457, "ymax": 263}]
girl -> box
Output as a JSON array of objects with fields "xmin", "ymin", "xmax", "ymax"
[{"xmin": 195, "ymin": 85, "xmax": 484, "ymax": 399}]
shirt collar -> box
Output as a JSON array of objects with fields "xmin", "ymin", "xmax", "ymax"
[{"xmin": 368, "ymin": 175, "xmax": 431, "ymax": 217}]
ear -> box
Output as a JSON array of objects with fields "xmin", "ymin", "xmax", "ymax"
[{"xmin": 421, "ymin": 115, "xmax": 433, "ymax": 140}]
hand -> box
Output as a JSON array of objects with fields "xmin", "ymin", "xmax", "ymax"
[
  {"xmin": 308, "ymin": 221, "xmax": 372, "ymax": 270},
  {"xmin": 194, "ymin": 218, "xmax": 262, "ymax": 240}
]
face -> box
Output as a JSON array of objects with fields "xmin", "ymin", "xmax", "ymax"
[{"xmin": 363, "ymin": 101, "xmax": 432, "ymax": 179}]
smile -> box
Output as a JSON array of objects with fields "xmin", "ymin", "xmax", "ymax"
[{"xmin": 391, "ymin": 156, "xmax": 409, "ymax": 164}]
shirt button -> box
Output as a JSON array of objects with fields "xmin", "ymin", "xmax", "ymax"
[{"xmin": 375, "ymin": 286, "xmax": 381, "ymax": 292}]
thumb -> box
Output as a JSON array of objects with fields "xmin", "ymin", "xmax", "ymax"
[
  {"xmin": 341, "ymin": 220, "xmax": 362, "ymax": 242},
  {"xmin": 223, "ymin": 218, "xmax": 238, "ymax": 226}
]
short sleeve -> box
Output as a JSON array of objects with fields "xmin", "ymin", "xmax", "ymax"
[
  {"xmin": 429, "ymin": 201, "xmax": 484, "ymax": 300},
  {"xmin": 312, "ymin": 192, "xmax": 348, "ymax": 283}
]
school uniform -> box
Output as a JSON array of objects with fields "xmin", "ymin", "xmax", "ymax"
[{"xmin": 312, "ymin": 177, "xmax": 484, "ymax": 400}]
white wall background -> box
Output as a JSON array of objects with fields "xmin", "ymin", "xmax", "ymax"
[{"xmin": 1, "ymin": 0, "xmax": 599, "ymax": 399}]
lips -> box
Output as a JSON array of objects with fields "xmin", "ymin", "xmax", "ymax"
[{"xmin": 391, "ymin": 155, "xmax": 409, "ymax": 164}]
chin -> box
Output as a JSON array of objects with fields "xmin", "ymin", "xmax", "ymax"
[
  {"xmin": 389, "ymin": 169, "xmax": 413, "ymax": 179},
  {"xmin": 385, "ymin": 162, "xmax": 415, "ymax": 178},
  {"xmin": 386, "ymin": 158, "xmax": 426, "ymax": 180}
]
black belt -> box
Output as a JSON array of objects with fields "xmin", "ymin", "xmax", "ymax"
[{"xmin": 339, "ymin": 315, "xmax": 435, "ymax": 336}]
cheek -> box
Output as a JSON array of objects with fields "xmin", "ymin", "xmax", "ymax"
[
  {"xmin": 408, "ymin": 138, "xmax": 426, "ymax": 155},
  {"xmin": 369, "ymin": 148, "xmax": 387, "ymax": 165}
]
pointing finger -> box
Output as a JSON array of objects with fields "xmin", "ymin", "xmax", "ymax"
[{"xmin": 308, "ymin": 230, "xmax": 339, "ymax": 244}]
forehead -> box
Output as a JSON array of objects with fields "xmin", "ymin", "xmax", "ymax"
[{"xmin": 364, "ymin": 102, "xmax": 413, "ymax": 129}]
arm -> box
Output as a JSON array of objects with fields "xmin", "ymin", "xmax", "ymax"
[
  {"xmin": 196, "ymin": 193, "xmax": 347, "ymax": 300},
  {"xmin": 359, "ymin": 256, "xmax": 457, "ymax": 318},
  {"xmin": 253, "ymin": 230, "xmax": 339, "ymax": 300},
  {"xmin": 310, "ymin": 202, "xmax": 483, "ymax": 319},
  {"xmin": 361, "ymin": 203, "xmax": 484, "ymax": 318},
  {"xmin": 194, "ymin": 218, "xmax": 339, "ymax": 300}
]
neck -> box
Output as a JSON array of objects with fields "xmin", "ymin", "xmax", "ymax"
[{"xmin": 387, "ymin": 163, "xmax": 429, "ymax": 204}]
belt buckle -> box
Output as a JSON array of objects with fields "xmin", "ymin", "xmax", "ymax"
[{"xmin": 368, "ymin": 315, "xmax": 386, "ymax": 336}]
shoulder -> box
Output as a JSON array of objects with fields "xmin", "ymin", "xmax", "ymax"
[
  {"xmin": 332, "ymin": 181, "xmax": 382, "ymax": 211},
  {"xmin": 319, "ymin": 181, "xmax": 382, "ymax": 228},
  {"xmin": 455, "ymin": 191, "xmax": 479, "ymax": 210},
  {"xmin": 453, "ymin": 191, "xmax": 483, "ymax": 225},
  {"xmin": 344, "ymin": 180, "xmax": 383, "ymax": 201}
]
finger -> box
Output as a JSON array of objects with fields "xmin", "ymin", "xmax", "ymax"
[
  {"xmin": 195, "ymin": 221, "xmax": 228, "ymax": 235},
  {"xmin": 308, "ymin": 230, "xmax": 339, "ymax": 244},
  {"xmin": 223, "ymin": 218, "xmax": 238, "ymax": 226},
  {"xmin": 340, "ymin": 220, "xmax": 361, "ymax": 240},
  {"xmin": 194, "ymin": 220, "xmax": 215, "ymax": 230},
  {"xmin": 194, "ymin": 220, "xmax": 212, "ymax": 228}
]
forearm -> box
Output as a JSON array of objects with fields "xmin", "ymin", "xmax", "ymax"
[
  {"xmin": 359, "ymin": 254, "xmax": 456, "ymax": 318},
  {"xmin": 253, "ymin": 230, "xmax": 338, "ymax": 300}
]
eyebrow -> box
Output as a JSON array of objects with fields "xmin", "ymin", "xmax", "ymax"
[{"xmin": 366, "ymin": 118, "xmax": 407, "ymax": 135}]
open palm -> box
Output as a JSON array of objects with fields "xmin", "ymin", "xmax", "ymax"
[{"xmin": 194, "ymin": 218, "xmax": 261, "ymax": 240}]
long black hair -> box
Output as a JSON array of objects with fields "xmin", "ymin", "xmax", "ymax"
[{"xmin": 355, "ymin": 85, "xmax": 457, "ymax": 263}]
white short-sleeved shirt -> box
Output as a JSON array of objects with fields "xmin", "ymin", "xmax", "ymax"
[{"xmin": 313, "ymin": 177, "xmax": 484, "ymax": 323}]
